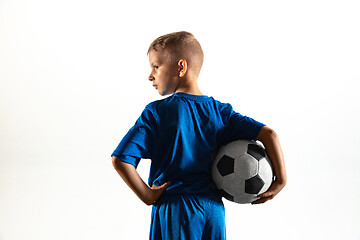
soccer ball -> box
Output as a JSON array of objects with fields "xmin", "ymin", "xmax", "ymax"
[{"xmin": 211, "ymin": 139, "xmax": 274, "ymax": 204}]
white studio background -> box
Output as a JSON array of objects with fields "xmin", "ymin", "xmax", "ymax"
[{"xmin": 1, "ymin": 0, "xmax": 359, "ymax": 239}]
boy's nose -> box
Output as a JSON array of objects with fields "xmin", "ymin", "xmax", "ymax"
[{"xmin": 148, "ymin": 75, "xmax": 155, "ymax": 81}]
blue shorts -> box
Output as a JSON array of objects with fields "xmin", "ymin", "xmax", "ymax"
[{"xmin": 150, "ymin": 192, "xmax": 226, "ymax": 240}]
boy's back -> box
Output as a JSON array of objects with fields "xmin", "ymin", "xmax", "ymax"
[{"xmin": 112, "ymin": 92, "xmax": 264, "ymax": 197}]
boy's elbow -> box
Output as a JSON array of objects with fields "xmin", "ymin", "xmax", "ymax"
[
  {"xmin": 257, "ymin": 126, "xmax": 278, "ymax": 142},
  {"xmin": 267, "ymin": 127, "xmax": 278, "ymax": 140}
]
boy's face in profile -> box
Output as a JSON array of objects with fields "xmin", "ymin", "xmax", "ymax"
[{"xmin": 148, "ymin": 49, "xmax": 179, "ymax": 96}]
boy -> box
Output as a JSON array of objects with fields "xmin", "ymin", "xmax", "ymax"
[{"xmin": 111, "ymin": 31, "xmax": 286, "ymax": 240}]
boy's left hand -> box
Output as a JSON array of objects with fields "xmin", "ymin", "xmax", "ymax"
[
  {"xmin": 251, "ymin": 180, "xmax": 286, "ymax": 204},
  {"xmin": 253, "ymin": 126, "xmax": 287, "ymax": 205}
]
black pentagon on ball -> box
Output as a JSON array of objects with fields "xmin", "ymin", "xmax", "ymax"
[
  {"xmin": 247, "ymin": 144, "xmax": 266, "ymax": 161},
  {"xmin": 245, "ymin": 175, "xmax": 265, "ymax": 194},
  {"xmin": 217, "ymin": 155, "xmax": 235, "ymax": 176},
  {"xmin": 218, "ymin": 189, "xmax": 234, "ymax": 202}
]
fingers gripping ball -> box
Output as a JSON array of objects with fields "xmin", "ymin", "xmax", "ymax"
[{"xmin": 211, "ymin": 140, "xmax": 274, "ymax": 204}]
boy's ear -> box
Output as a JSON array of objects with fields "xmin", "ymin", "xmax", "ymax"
[{"xmin": 178, "ymin": 59, "xmax": 187, "ymax": 77}]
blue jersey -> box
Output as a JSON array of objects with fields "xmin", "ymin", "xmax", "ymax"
[{"xmin": 111, "ymin": 92, "xmax": 265, "ymax": 196}]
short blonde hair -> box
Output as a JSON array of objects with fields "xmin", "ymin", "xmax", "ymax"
[{"xmin": 147, "ymin": 31, "xmax": 204, "ymax": 74}]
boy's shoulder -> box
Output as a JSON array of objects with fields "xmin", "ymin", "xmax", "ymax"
[
  {"xmin": 145, "ymin": 94, "xmax": 178, "ymax": 110},
  {"xmin": 144, "ymin": 93, "xmax": 233, "ymax": 116},
  {"xmin": 140, "ymin": 94, "xmax": 179, "ymax": 120}
]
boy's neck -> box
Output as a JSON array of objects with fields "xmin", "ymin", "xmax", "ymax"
[
  {"xmin": 175, "ymin": 85, "xmax": 203, "ymax": 96},
  {"xmin": 174, "ymin": 77, "xmax": 203, "ymax": 96}
]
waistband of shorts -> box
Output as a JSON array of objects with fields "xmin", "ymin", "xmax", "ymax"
[{"xmin": 154, "ymin": 190, "xmax": 222, "ymax": 206}]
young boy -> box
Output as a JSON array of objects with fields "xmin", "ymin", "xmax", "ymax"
[{"xmin": 111, "ymin": 31, "xmax": 286, "ymax": 240}]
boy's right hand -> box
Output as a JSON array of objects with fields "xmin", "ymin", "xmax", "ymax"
[
  {"xmin": 149, "ymin": 181, "xmax": 172, "ymax": 204},
  {"xmin": 112, "ymin": 157, "xmax": 171, "ymax": 205}
]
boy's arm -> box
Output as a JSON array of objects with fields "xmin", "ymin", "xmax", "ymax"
[
  {"xmin": 252, "ymin": 126, "xmax": 287, "ymax": 204},
  {"xmin": 112, "ymin": 156, "xmax": 171, "ymax": 205}
]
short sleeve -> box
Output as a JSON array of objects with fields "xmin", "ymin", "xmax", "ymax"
[
  {"xmin": 219, "ymin": 103, "xmax": 265, "ymax": 145},
  {"xmin": 111, "ymin": 105, "xmax": 157, "ymax": 168}
]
